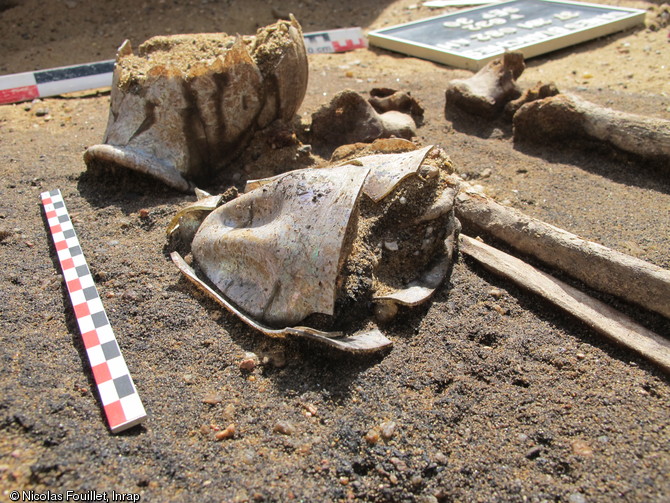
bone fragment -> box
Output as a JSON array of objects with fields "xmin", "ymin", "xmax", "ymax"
[
  {"xmin": 456, "ymin": 188, "xmax": 670, "ymax": 319},
  {"xmin": 445, "ymin": 52, "xmax": 525, "ymax": 117},
  {"xmin": 460, "ymin": 235, "xmax": 670, "ymax": 373},
  {"xmin": 513, "ymin": 93, "xmax": 670, "ymax": 166},
  {"xmin": 368, "ymin": 88, "xmax": 424, "ymax": 124},
  {"xmin": 504, "ymin": 81, "xmax": 559, "ymax": 119},
  {"xmin": 311, "ymin": 90, "xmax": 417, "ymax": 145}
]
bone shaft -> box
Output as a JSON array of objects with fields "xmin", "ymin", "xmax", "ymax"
[
  {"xmin": 460, "ymin": 234, "xmax": 670, "ymax": 374},
  {"xmin": 513, "ymin": 94, "xmax": 670, "ymax": 165},
  {"xmin": 456, "ymin": 191, "xmax": 670, "ymax": 319}
]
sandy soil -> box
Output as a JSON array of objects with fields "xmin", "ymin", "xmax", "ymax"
[{"xmin": 1, "ymin": 1, "xmax": 669, "ymax": 502}]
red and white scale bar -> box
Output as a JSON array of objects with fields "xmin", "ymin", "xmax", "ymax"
[
  {"xmin": 41, "ymin": 189, "xmax": 146, "ymax": 433},
  {"xmin": 0, "ymin": 28, "xmax": 366, "ymax": 104}
]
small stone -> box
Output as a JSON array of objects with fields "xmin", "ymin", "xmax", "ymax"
[
  {"xmin": 525, "ymin": 446, "xmax": 542, "ymax": 459},
  {"xmin": 491, "ymin": 303, "xmax": 508, "ymax": 316},
  {"xmin": 302, "ymin": 403, "xmax": 318, "ymax": 417},
  {"xmin": 239, "ymin": 358, "xmax": 257, "ymax": 372},
  {"xmin": 364, "ymin": 429, "xmax": 380, "ymax": 444},
  {"xmin": 183, "ymin": 374, "xmax": 195, "ymax": 384},
  {"xmin": 215, "ymin": 423, "xmax": 236, "ymax": 440},
  {"xmin": 384, "ymin": 241, "xmax": 399, "ymax": 251},
  {"xmin": 576, "ymin": 352, "xmax": 586, "ymax": 360},
  {"xmin": 374, "ymin": 301, "xmax": 398, "ymax": 323},
  {"xmin": 223, "ymin": 403, "xmax": 236, "ymax": 420},
  {"xmin": 434, "ymin": 452, "xmax": 448, "ymax": 465},
  {"xmin": 571, "ymin": 439, "xmax": 593, "ymax": 457},
  {"xmin": 138, "ymin": 208, "xmax": 150, "ymax": 218},
  {"xmin": 34, "ymin": 108, "xmax": 50, "ymax": 117},
  {"xmin": 568, "ymin": 493, "xmax": 587, "ymax": 503},
  {"xmin": 597, "ymin": 435, "xmax": 609, "ymax": 444},
  {"xmin": 388, "ymin": 473, "xmax": 398, "ymax": 485},
  {"xmin": 379, "ymin": 420, "xmax": 396, "ymax": 440},
  {"xmin": 480, "ymin": 167, "xmax": 492, "ymax": 179},
  {"xmin": 582, "ymin": 72, "xmax": 593, "ymax": 79},
  {"xmin": 339, "ymin": 476, "xmax": 350, "ymax": 485},
  {"xmin": 488, "ymin": 287, "xmax": 504, "ymax": 299},
  {"xmin": 273, "ymin": 420, "xmax": 296, "ymax": 435},
  {"xmin": 390, "ymin": 457, "xmax": 408, "ymax": 471},
  {"xmin": 122, "ymin": 290, "xmax": 139, "ymax": 302},
  {"xmin": 202, "ymin": 394, "xmax": 224, "ymax": 405},
  {"xmin": 410, "ymin": 474, "xmax": 423, "ymax": 488}
]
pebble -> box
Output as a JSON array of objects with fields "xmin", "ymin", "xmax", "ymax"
[
  {"xmin": 434, "ymin": 452, "xmax": 448, "ymax": 465},
  {"xmin": 571, "ymin": 439, "xmax": 593, "ymax": 457},
  {"xmin": 492, "ymin": 304, "xmax": 508, "ymax": 316},
  {"xmin": 34, "ymin": 108, "xmax": 50, "ymax": 117},
  {"xmin": 488, "ymin": 287, "xmax": 504, "ymax": 299},
  {"xmin": 379, "ymin": 420, "xmax": 396, "ymax": 440},
  {"xmin": 364, "ymin": 429, "xmax": 380, "ymax": 444},
  {"xmin": 202, "ymin": 394, "xmax": 224, "ymax": 405},
  {"xmin": 384, "ymin": 241, "xmax": 399, "ymax": 251},
  {"xmin": 239, "ymin": 358, "xmax": 257, "ymax": 372},
  {"xmin": 138, "ymin": 208, "xmax": 150, "ymax": 218},
  {"xmin": 183, "ymin": 374, "xmax": 195, "ymax": 385},
  {"xmin": 525, "ymin": 446, "xmax": 542, "ymax": 459},
  {"xmin": 390, "ymin": 457, "xmax": 408, "ymax": 471},
  {"xmin": 214, "ymin": 423, "xmax": 236, "ymax": 440},
  {"xmin": 480, "ymin": 168, "xmax": 492, "ymax": 179},
  {"xmin": 301, "ymin": 403, "xmax": 318, "ymax": 417},
  {"xmin": 568, "ymin": 493, "xmax": 587, "ymax": 503},
  {"xmin": 374, "ymin": 301, "xmax": 398, "ymax": 323},
  {"xmin": 410, "ymin": 475, "xmax": 423, "ymax": 488},
  {"xmin": 122, "ymin": 290, "xmax": 139, "ymax": 302},
  {"xmin": 273, "ymin": 420, "xmax": 296, "ymax": 435}
]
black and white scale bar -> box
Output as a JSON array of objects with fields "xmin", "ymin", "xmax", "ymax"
[
  {"xmin": 41, "ymin": 189, "xmax": 147, "ymax": 433},
  {"xmin": 0, "ymin": 60, "xmax": 114, "ymax": 104}
]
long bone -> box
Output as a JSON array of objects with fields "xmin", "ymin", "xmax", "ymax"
[
  {"xmin": 460, "ymin": 235, "xmax": 670, "ymax": 373},
  {"xmin": 456, "ymin": 185, "xmax": 670, "ymax": 319},
  {"xmin": 513, "ymin": 93, "xmax": 670, "ymax": 167}
]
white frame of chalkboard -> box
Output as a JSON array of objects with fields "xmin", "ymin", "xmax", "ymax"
[{"xmin": 367, "ymin": 0, "xmax": 645, "ymax": 70}]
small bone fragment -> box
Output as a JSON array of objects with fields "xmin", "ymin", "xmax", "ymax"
[
  {"xmin": 504, "ymin": 81, "xmax": 559, "ymax": 118},
  {"xmin": 369, "ymin": 88, "xmax": 424, "ymax": 124},
  {"xmin": 513, "ymin": 93, "xmax": 670, "ymax": 165},
  {"xmin": 456, "ymin": 189, "xmax": 670, "ymax": 319},
  {"xmin": 460, "ymin": 235, "xmax": 670, "ymax": 374},
  {"xmin": 311, "ymin": 90, "xmax": 417, "ymax": 145},
  {"xmin": 445, "ymin": 52, "xmax": 525, "ymax": 117}
]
